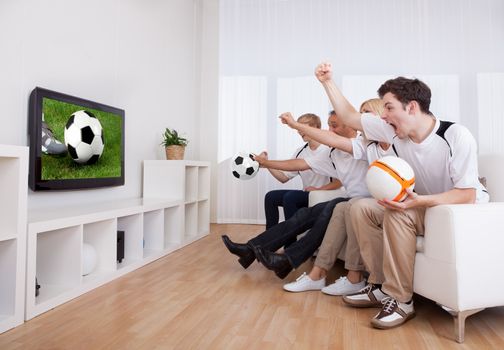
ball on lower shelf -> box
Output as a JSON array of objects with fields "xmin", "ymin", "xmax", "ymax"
[
  {"xmin": 366, "ymin": 156, "xmax": 415, "ymax": 202},
  {"xmin": 82, "ymin": 243, "xmax": 98, "ymax": 276}
]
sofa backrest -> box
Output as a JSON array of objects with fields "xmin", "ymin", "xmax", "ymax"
[{"xmin": 479, "ymin": 154, "xmax": 504, "ymax": 202}]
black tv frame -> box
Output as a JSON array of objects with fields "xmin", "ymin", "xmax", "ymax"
[{"xmin": 28, "ymin": 87, "xmax": 125, "ymax": 191}]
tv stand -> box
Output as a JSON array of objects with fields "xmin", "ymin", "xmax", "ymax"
[{"xmin": 25, "ymin": 160, "xmax": 210, "ymax": 320}]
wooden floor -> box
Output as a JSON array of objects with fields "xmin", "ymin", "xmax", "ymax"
[{"xmin": 1, "ymin": 224, "xmax": 504, "ymax": 349}]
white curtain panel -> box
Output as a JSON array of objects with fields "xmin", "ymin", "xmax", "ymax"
[
  {"xmin": 218, "ymin": 0, "xmax": 504, "ymax": 223},
  {"xmin": 276, "ymin": 76, "xmax": 332, "ymax": 160},
  {"xmin": 477, "ymin": 73, "xmax": 504, "ymax": 154}
]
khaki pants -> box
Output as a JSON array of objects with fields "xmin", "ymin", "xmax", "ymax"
[
  {"xmin": 314, "ymin": 198, "xmax": 365, "ymax": 272},
  {"xmin": 351, "ymin": 198, "xmax": 425, "ymax": 302}
]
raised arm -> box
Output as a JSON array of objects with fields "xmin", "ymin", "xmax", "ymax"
[
  {"xmin": 315, "ymin": 62, "xmax": 363, "ymax": 131},
  {"xmin": 279, "ymin": 112, "xmax": 353, "ymax": 154}
]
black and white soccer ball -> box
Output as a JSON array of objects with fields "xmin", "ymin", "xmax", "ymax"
[
  {"xmin": 231, "ymin": 151, "xmax": 259, "ymax": 180},
  {"xmin": 64, "ymin": 110, "xmax": 104, "ymax": 164}
]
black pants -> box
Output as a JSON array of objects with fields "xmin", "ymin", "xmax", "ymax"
[
  {"xmin": 248, "ymin": 197, "xmax": 349, "ymax": 268},
  {"xmin": 264, "ymin": 189, "xmax": 309, "ymax": 229}
]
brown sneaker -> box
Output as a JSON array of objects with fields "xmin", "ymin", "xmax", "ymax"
[
  {"xmin": 342, "ymin": 283, "xmax": 387, "ymax": 308},
  {"xmin": 371, "ymin": 297, "xmax": 416, "ymax": 329}
]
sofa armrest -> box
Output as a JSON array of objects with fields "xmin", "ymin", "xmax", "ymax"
[
  {"xmin": 308, "ymin": 188, "xmax": 347, "ymax": 207},
  {"xmin": 416, "ymin": 202, "xmax": 504, "ymax": 310},
  {"xmin": 423, "ymin": 203, "xmax": 504, "ymax": 264}
]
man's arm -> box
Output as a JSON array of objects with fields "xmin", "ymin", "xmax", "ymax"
[
  {"xmin": 380, "ymin": 188, "xmax": 476, "ymax": 211},
  {"xmin": 268, "ymin": 168, "xmax": 290, "ymax": 183},
  {"xmin": 305, "ymin": 178, "xmax": 343, "ymax": 192},
  {"xmin": 315, "ymin": 62, "xmax": 363, "ymax": 131},
  {"xmin": 256, "ymin": 152, "xmax": 290, "ymax": 183},
  {"xmin": 254, "ymin": 154, "xmax": 311, "ymax": 172},
  {"xmin": 279, "ymin": 112, "xmax": 353, "ymax": 154}
]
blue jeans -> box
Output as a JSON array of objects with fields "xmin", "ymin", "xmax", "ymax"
[
  {"xmin": 264, "ymin": 190, "xmax": 309, "ymax": 229},
  {"xmin": 249, "ymin": 197, "xmax": 349, "ymax": 268}
]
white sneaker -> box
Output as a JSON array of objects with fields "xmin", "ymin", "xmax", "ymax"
[
  {"xmin": 283, "ymin": 272, "xmax": 325, "ymax": 292},
  {"xmin": 321, "ymin": 276, "xmax": 366, "ymax": 296}
]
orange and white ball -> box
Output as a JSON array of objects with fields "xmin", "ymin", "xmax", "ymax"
[{"xmin": 366, "ymin": 156, "xmax": 415, "ymax": 202}]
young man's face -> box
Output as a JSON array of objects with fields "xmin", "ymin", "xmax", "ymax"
[{"xmin": 381, "ymin": 92, "xmax": 414, "ymax": 139}]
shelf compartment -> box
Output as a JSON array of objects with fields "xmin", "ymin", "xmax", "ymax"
[
  {"xmin": 164, "ymin": 205, "xmax": 183, "ymax": 247},
  {"xmin": 143, "ymin": 210, "xmax": 164, "ymax": 258},
  {"xmin": 198, "ymin": 166, "xmax": 210, "ymax": 200},
  {"xmin": 184, "ymin": 203, "xmax": 198, "ymax": 237},
  {"xmin": 198, "ymin": 200, "xmax": 210, "ymax": 235},
  {"xmin": 35, "ymin": 226, "xmax": 82, "ymax": 305},
  {"xmin": 0, "ymin": 239, "xmax": 16, "ymax": 318},
  {"xmin": 0, "ymin": 157, "xmax": 20, "ymax": 241},
  {"xmin": 185, "ymin": 166, "xmax": 198, "ymax": 202},
  {"xmin": 117, "ymin": 214, "xmax": 143, "ymax": 270},
  {"xmin": 83, "ymin": 219, "xmax": 116, "ymax": 277}
]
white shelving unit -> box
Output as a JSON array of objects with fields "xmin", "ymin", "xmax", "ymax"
[
  {"xmin": 143, "ymin": 160, "xmax": 211, "ymax": 239},
  {"xmin": 25, "ymin": 160, "xmax": 210, "ymax": 320},
  {"xmin": 0, "ymin": 145, "xmax": 28, "ymax": 334}
]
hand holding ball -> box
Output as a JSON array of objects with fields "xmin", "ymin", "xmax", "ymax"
[
  {"xmin": 231, "ymin": 152, "xmax": 259, "ymax": 180},
  {"xmin": 366, "ymin": 156, "xmax": 415, "ymax": 202}
]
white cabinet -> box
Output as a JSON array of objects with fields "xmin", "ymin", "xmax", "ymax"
[
  {"xmin": 25, "ymin": 160, "xmax": 210, "ymax": 320},
  {"xmin": 0, "ymin": 145, "xmax": 28, "ymax": 334},
  {"xmin": 143, "ymin": 160, "xmax": 211, "ymax": 238}
]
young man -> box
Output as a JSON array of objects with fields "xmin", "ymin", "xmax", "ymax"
[
  {"xmin": 314, "ymin": 62, "xmax": 489, "ymax": 329},
  {"xmin": 221, "ymin": 112, "xmax": 370, "ymax": 279}
]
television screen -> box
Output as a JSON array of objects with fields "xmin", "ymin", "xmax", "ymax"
[{"xmin": 28, "ymin": 87, "xmax": 125, "ymax": 191}]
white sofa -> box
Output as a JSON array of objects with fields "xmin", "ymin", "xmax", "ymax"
[
  {"xmin": 308, "ymin": 154, "xmax": 504, "ymax": 343},
  {"xmin": 414, "ymin": 154, "xmax": 504, "ymax": 342}
]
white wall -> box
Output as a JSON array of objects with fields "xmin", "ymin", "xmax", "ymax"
[
  {"xmin": 0, "ymin": 0, "xmax": 207, "ymax": 210},
  {"xmin": 198, "ymin": 0, "xmax": 220, "ymax": 222}
]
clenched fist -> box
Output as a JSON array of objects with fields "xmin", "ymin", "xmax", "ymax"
[
  {"xmin": 279, "ymin": 112, "xmax": 296, "ymax": 127},
  {"xmin": 315, "ymin": 62, "xmax": 332, "ymax": 82}
]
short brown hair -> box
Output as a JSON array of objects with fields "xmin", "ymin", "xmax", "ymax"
[
  {"xmin": 297, "ymin": 113, "xmax": 321, "ymax": 129},
  {"xmin": 377, "ymin": 77, "xmax": 432, "ymax": 115}
]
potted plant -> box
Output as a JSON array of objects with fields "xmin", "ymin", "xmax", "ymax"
[{"xmin": 161, "ymin": 128, "xmax": 188, "ymax": 160}]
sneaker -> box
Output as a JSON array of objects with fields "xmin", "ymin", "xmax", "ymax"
[
  {"xmin": 321, "ymin": 276, "xmax": 366, "ymax": 296},
  {"xmin": 41, "ymin": 121, "xmax": 67, "ymax": 156},
  {"xmin": 283, "ymin": 272, "xmax": 325, "ymax": 292},
  {"xmin": 342, "ymin": 283, "xmax": 387, "ymax": 307},
  {"xmin": 371, "ymin": 297, "xmax": 415, "ymax": 329}
]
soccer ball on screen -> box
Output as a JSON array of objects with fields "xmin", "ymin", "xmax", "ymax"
[
  {"xmin": 64, "ymin": 110, "xmax": 104, "ymax": 164},
  {"xmin": 231, "ymin": 152, "xmax": 259, "ymax": 180}
]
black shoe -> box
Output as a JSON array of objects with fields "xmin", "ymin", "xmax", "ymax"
[
  {"xmin": 221, "ymin": 235, "xmax": 256, "ymax": 269},
  {"xmin": 255, "ymin": 247, "xmax": 293, "ymax": 279}
]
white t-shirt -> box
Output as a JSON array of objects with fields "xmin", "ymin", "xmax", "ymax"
[
  {"xmin": 304, "ymin": 143, "xmax": 370, "ymax": 198},
  {"xmin": 351, "ymin": 136, "xmax": 395, "ymax": 164},
  {"xmin": 284, "ymin": 144, "xmax": 332, "ymax": 189},
  {"xmin": 361, "ymin": 113, "xmax": 489, "ymax": 203}
]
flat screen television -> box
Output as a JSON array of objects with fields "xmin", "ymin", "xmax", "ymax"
[{"xmin": 28, "ymin": 87, "xmax": 125, "ymax": 191}]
